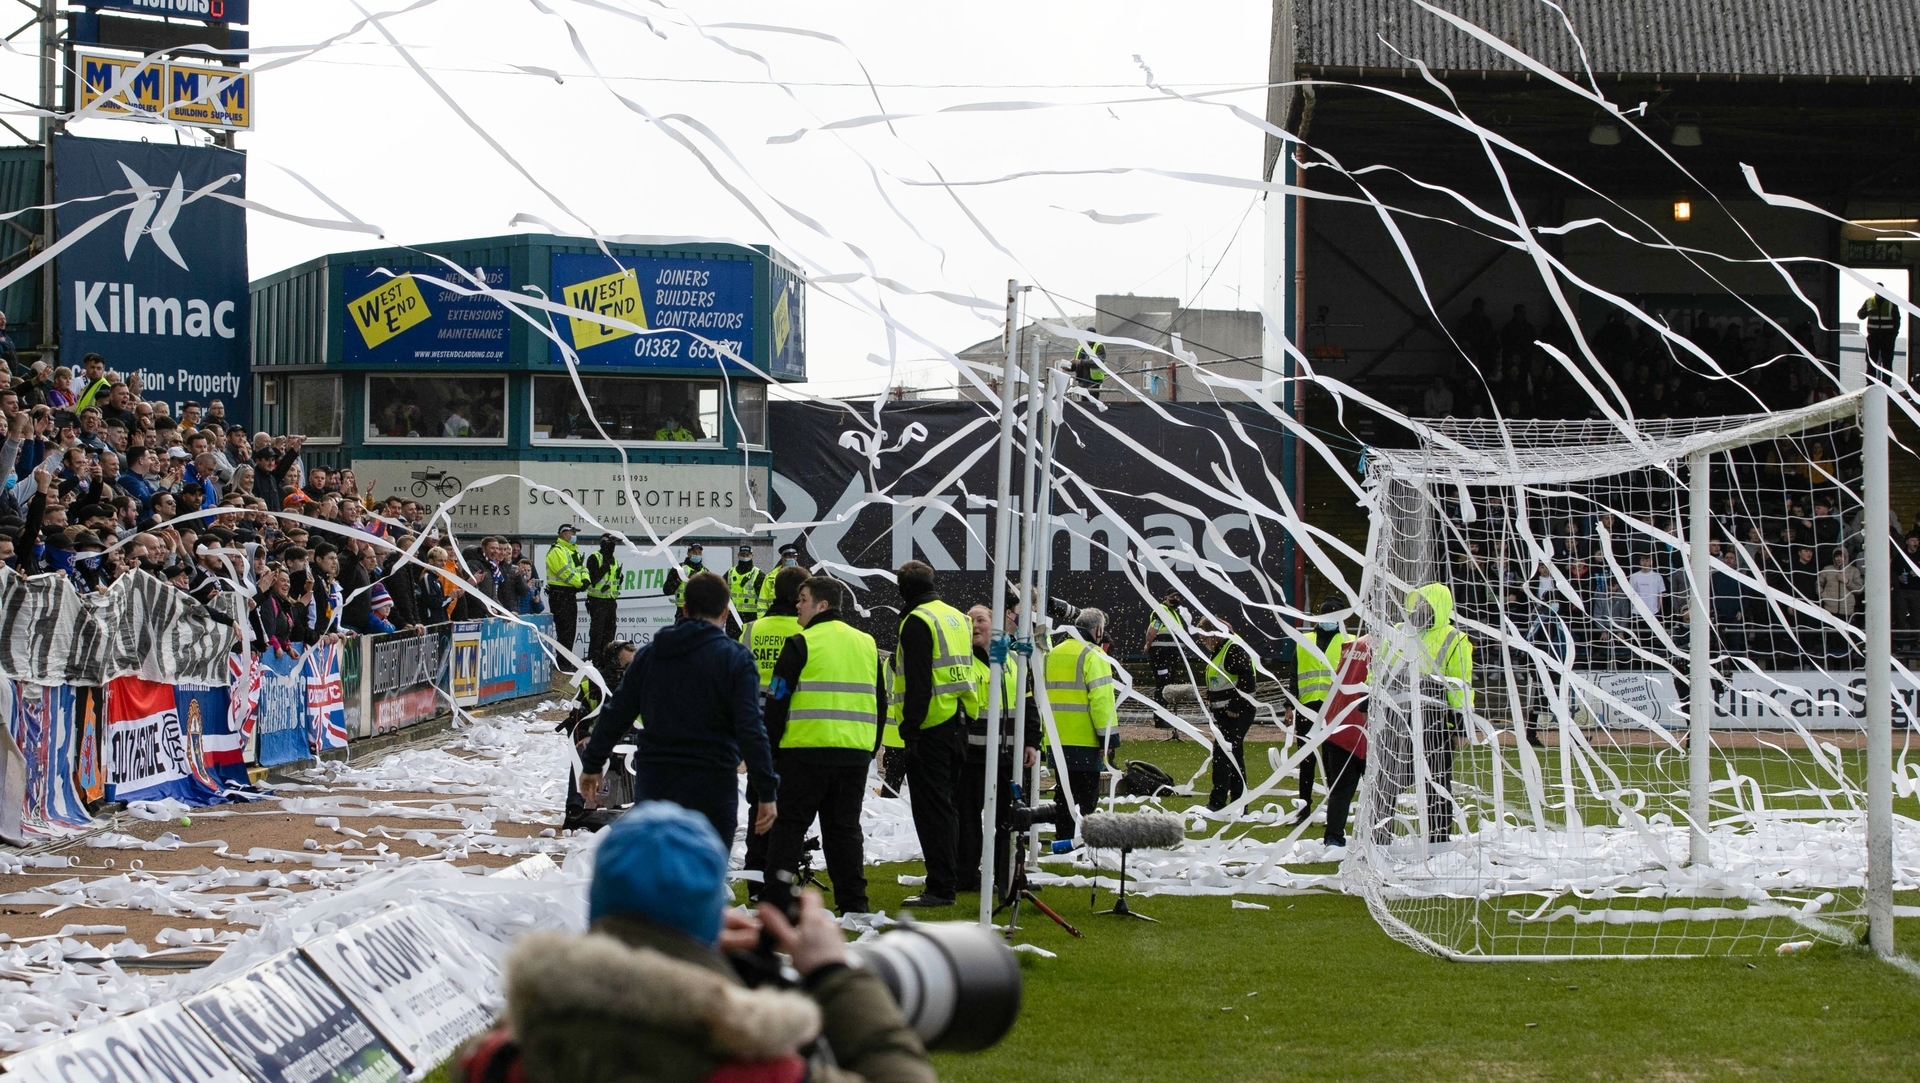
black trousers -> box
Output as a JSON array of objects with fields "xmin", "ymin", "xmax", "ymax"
[
  {"xmin": 955, "ymin": 753, "xmax": 1018, "ymax": 893},
  {"xmin": 634, "ymin": 762, "xmax": 739, "ymax": 849},
  {"xmin": 743, "ymin": 778, "xmax": 771, "ymax": 894},
  {"xmin": 1867, "ymin": 331, "xmax": 1897, "ymax": 374},
  {"xmin": 905, "ymin": 721, "xmax": 965, "ymax": 898},
  {"xmin": 1149, "ymin": 645, "xmax": 1182, "ymax": 697},
  {"xmin": 765, "ymin": 757, "xmax": 869, "ymax": 914},
  {"xmin": 1320, "ymin": 740, "xmax": 1365, "ymax": 846},
  {"xmin": 548, "ymin": 588, "xmax": 579, "ymax": 655},
  {"xmin": 1293, "ymin": 707, "xmax": 1320, "ymax": 810},
  {"xmin": 880, "ymin": 746, "xmax": 907, "ymax": 797},
  {"xmin": 1423, "ymin": 716, "xmax": 1457, "ymax": 844},
  {"xmin": 1208, "ymin": 713, "xmax": 1252, "ymax": 810},
  {"xmin": 1058, "ymin": 769, "xmax": 1101, "ymax": 842},
  {"xmin": 586, "ymin": 596, "xmax": 618, "ymax": 665}
]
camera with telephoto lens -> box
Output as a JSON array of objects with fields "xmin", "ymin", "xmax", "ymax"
[
  {"xmin": 1003, "ymin": 800, "xmax": 1069, "ymax": 833},
  {"xmin": 753, "ymin": 870, "xmax": 1021, "ymax": 1052}
]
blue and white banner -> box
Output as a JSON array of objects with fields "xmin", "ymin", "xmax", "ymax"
[
  {"xmin": 54, "ymin": 135, "xmax": 249, "ymax": 424},
  {"xmin": 255, "ymin": 649, "xmax": 309, "ymax": 767},
  {"xmin": 105, "ymin": 675, "xmax": 221, "ymax": 807},
  {"xmin": 9, "ymin": 682, "xmax": 91, "ymax": 831},
  {"xmin": 179, "ymin": 682, "xmax": 249, "ymax": 790}
]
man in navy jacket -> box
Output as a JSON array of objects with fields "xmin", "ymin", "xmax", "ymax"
[{"xmin": 577, "ymin": 571, "xmax": 778, "ymax": 846}]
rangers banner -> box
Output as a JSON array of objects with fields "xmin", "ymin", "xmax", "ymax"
[
  {"xmin": 179, "ymin": 683, "xmax": 248, "ymax": 791},
  {"xmin": 10, "ymin": 683, "xmax": 92, "ymax": 832},
  {"xmin": 307, "ymin": 642, "xmax": 348, "ymax": 752},
  {"xmin": 255, "ymin": 649, "xmax": 309, "ymax": 767},
  {"xmin": 106, "ymin": 675, "xmax": 221, "ymax": 806}
]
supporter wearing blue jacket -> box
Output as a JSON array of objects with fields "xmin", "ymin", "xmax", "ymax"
[{"xmin": 576, "ymin": 572, "xmax": 778, "ymax": 846}]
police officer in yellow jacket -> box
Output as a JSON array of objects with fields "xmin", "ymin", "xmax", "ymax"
[
  {"xmin": 728, "ymin": 542, "xmax": 766, "ymax": 625},
  {"xmin": 1291, "ymin": 599, "xmax": 1350, "ymax": 824},
  {"xmin": 661, "ymin": 543, "xmax": 706, "ymax": 618},
  {"xmin": 890, "ymin": 561, "xmax": 978, "ymax": 908},
  {"xmin": 738, "ymin": 564, "xmax": 810, "ymax": 896},
  {"xmin": 763, "ymin": 575, "xmax": 886, "ymax": 916},
  {"xmin": 1379, "ymin": 582, "xmax": 1474, "ymax": 844},
  {"xmin": 1196, "ymin": 619, "xmax": 1260, "ymax": 811},
  {"xmin": 544, "ymin": 524, "xmax": 588, "ymax": 655},
  {"xmin": 583, "ymin": 535, "xmax": 623, "ymax": 666},
  {"xmin": 1044, "ymin": 607, "xmax": 1119, "ymax": 838}
]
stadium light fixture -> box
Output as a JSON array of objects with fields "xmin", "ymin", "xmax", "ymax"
[
  {"xmin": 1673, "ymin": 197, "xmax": 1693, "ymax": 222},
  {"xmin": 1588, "ymin": 122, "xmax": 1621, "ymax": 146}
]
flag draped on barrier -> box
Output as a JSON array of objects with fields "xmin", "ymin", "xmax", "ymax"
[
  {"xmin": 105, "ymin": 675, "xmax": 222, "ymax": 807},
  {"xmin": 0, "ymin": 569, "xmax": 237, "ymax": 687},
  {"xmin": 306, "ymin": 642, "xmax": 348, "ymax": 752},
  {"xmin": 256, "ymin": 649, "xmax": 310, "ymax": 768},
  {"xmin": 11, "ymin": 683, "xmax": 91, "ymax": 831},
  {"xmin": 179, "ymin": 683, "xmax": 247, "ymax": 792}
]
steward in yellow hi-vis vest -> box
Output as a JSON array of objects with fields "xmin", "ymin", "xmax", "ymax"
[
  {"xmin": 958, "ymin": 602, "xmax": 1042, "ymax": 885},
  {"xmin": 763, "ymin": 575, "xmax": 883, "ymax": 914},
  {"xmin": 735, "ymin": 563, "xmax": 812, "ymax": 887},
  {"xmin": 1195, "ymin": 621, "xmax": 1259, "ymax": 812},
  {"xmin": 1289, "ymin": 599, "xmax": 1351, "ymax": 824},
  {"xmin": 1378, "ymin": 582, "xmax": 1474, "ymax": 846},
  {"xmin": 1043, "ymin": 607, "xmax": 1118, "ymax": 833},
  {"xmin": 890, "ymin": 561, "xmax": 980, "ymax": 906}
]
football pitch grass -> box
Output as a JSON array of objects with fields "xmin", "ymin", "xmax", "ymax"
[{"xmin": 886, "ymin": 734, "xmax": 1920, "ymax": 1083}]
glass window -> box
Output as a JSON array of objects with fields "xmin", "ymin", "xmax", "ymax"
[
  {"xmin": 734, "ymin": 382, "xmax": 767, "ymax": 446},
  {"xmin": 366, "ymin": 375, "xmax": 507, "ymax": 440},
  {"xmin": 287, "ymin": 375, "xmax": 342, "ymax": 441},
  {"xmin": 532, "ymin": 375, "xmax": 722, "ymax": 443}
]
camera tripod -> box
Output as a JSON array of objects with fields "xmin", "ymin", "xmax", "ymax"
[{"xmin": 995, "ymin": 823, "xmax": 1082, "ymax": 939}]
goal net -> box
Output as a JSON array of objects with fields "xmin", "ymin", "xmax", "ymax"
[{"xmin": 1348, "ymin": 391, "xmax": 1913, "ymax": 959}]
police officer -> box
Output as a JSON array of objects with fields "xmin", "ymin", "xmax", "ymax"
[
  {"xmin": 890, "ymin": 561, "xmax": 977, "ymax": 908},
  {"xmin": 544, "ymin": 524, "xmax": 588, "ymax": 656},
  {"xmin": 729, "ymin": 542, "xmax": 766, "ymax": 625},
  {"xmin": 1043, "ymin": 607, "xmax": 1119, "ymax": 838},
  {"xmin": 1292, "ymin": 599, "xmax": 1350, "ymax": 823},
  {"xmin": 584, "ymin": 535, "xmax": 622, "ymax": 665},
  {"xmin": 1860, "ymin": 287, "xmax": 1903, "ymax": 374},
  {"xmin": 1143, "ymin": 590, "xmax": 1189, "ymax": 714},
  {"xmin": 739, "ymin": 564, "xmax": 809, "ymax": 895},
  {"xmin": 958, "ymin": 603, "xmax": 1040, "ymax": 889},
  {"xmin": 764, "ymin": 576, "xmax": 885, "ymax": 916},
  {"xmin": 1380, "ymin": 583, "xmax": 1474, "ymax": 844},
  {"xmin": 1196, "ymin": 619, "xmax": 1259, "ymax": 811},
  {"xmin": 759, "ymin": 544, "xmax": 801, "ymax": 614},
  {"xmin": 662, "ymin": 542, "xmax": 705, "ymax": 619}
]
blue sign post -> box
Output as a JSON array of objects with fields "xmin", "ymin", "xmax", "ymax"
[
  {"xmin": 54, "ymin": 135, "xmax": 249, "ymax": 424},
  {"xmin": 549, "ymin": 252, "xmax": 754, "ymax": 371}
]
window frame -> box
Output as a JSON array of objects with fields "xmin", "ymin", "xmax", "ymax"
[
  {"xmin": 528, "ymin": 373, "xmax": 727, "ymax": 448},
  {"xmin": 361, "ymin": 373, "xmax": 512, "ymax": 446},
  {"xmin": 285, "ymin": 374, "xmax": 344, "ymax": 444}
]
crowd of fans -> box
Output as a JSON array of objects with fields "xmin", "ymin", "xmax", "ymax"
[
  {"xmin": 1423, "ymin": 299, "xmax": 1837, "ymax": 421},
  {"xmin": 0, "ymin": 353, "xmax": 548, "ymax": 653}
]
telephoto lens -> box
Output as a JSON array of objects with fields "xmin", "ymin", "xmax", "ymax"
[{"xmin": 846, "ymin": 922, "xmax": 1022, "ymax": 1052}]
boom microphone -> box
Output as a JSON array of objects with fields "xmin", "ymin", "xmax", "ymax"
[{"xmin": 1080, "ymin": 811, "xmax": 1186, "ymax": 851}]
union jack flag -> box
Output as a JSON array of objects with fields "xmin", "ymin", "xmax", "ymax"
[{"xmin": 305, "ymin": 642, "xmax": 349, "ymax": 751}]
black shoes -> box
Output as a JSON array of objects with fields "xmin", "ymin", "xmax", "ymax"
[{"xmin": 900, "ymin": 893, "xmax": 955, "ymax": 908}]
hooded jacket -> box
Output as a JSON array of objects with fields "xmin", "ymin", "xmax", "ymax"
[
  {"xmin": 503, "ymin": 915, "xmax": 935, "ymax": 1083},
  {"xmin": 581, "ymin": 617, "xmax": 779, "ymax": 801},
  {"xmin": 1386, "ymin": 582, "xmax": 1474, "ymax": 711}
]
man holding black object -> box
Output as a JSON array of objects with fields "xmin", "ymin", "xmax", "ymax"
[
  {"xmin": 577, "ymin": 572, "xmax": 777, "ymax": 848},
  {"xmin": 764, "ymin": 576, "xmax": 884, "ymax": 916},
  {"xmin": 960, "ymin": 603, "xmax": 1040, "ymax": 889},
  {"xmin": 890, "ymin": 561, "xmax": 977, "ymax": 909},
  {"xmin": 1195, "ymin": 619, "xmax": 1260, "ymax": 811}
]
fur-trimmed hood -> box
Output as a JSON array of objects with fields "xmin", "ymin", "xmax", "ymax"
[{"xmin": 506, "ymin": 930, "xmax": 821, "ymax": 1061}]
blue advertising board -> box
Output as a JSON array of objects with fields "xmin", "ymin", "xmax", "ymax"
[
  {"xmin": 478, "ymin": 615, "xmax": 554, "ymax": 705},
  {"xmin": 549, "ymin": 252, "xmax": 753, "ymax": 370},
  {"xmin": 91, "ymin": 1, "xmax": 250, "ymax": 23},
  {"xmin": 341, "ymin": 266, "xmax": 511, "ymax": 365},
  {"xmin": 54, "ymin": 135, "xmax": 249, "ymax": 423}
]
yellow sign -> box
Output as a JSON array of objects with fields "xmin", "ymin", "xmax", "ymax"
[
  {"xmin": 76, "ymin": 50, "xmax": 252, "ymax": 130},
  {"xmin": 772, "ymin": 283, "xmax": 792, "ymax": 359},
  {"xmin": 349, "ymin": 275, "xmax": 432, "ymax": 350},
  {"xmin": 563, "ymin": 267, "xmax": 645, "ymax": 349}
]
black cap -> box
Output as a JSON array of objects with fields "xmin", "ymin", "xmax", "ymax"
[
  {"xmin": 779, "ymin": 544, "xmax": 799, "ymax": 557},
  {"xmin": 687, "ymin": 542, "xmax": 703, "ymax": 552},
  {"xmin": 557, "ymin": 524, "xmax": 577, "ymax": 535},
  {"xmin": 738, "ymin": 543, "xmax": 753, "ymax": 554},
  {"xmin": 1318, "ymin": 598, "xmax": 1343, "ymax": 616}
]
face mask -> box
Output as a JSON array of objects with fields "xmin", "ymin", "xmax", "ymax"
[
  {"xmin": 1317, "ymin": 621, "xmax": 1337, "ymax": 632},
  {"xmin": 688, "ymin": 554, "xmax": 703, "ymax": 567},
  {"xmin": 78, "ymin": 554, "xmax": 100, "ymax": 568},
  {"xmin": 782, "ymin": 558, "xmax": 797, "ymax": 567}
]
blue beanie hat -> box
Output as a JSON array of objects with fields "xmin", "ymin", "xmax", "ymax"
[{"xmin": 589, "ymin": 802, "xmax": 729, "ymax": 944}]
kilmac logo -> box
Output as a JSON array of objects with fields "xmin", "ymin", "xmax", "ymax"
[{"xmin": 71, "ymin": 160, "xmax": 237, "ymax": 338}]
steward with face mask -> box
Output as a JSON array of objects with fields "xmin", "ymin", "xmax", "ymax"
[
  {"xmin": 729, "ymin": 542, "xmax": 765, "ymax": 624},
  {"xmin": 759, "ymin": 544, "xmax": 801, "ymax": 613},
  {"xmin": 738, "ymin": 564, "xmax": 810, "ymax": 894},
  {"xmin": 1291, "ymin": 600, "xmax": 1351, "ymax": 824},
  {"xmin": 662, "ymin": 543, "xmax": 706, "ymax": 618},
  {"xmin": 1195, "ymin": 619, "xmax": 1259, "ymax": 811}
]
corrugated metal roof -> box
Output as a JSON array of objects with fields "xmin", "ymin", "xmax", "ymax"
[{"xmin": 1294, "ymin": 0, "xmax": 1920, "ymax": 78}]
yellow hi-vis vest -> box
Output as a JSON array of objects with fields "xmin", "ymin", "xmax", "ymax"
[
  {"xmin": 742, "ymin": 614, "xmax": 803, "ymax": 691},
  {"xmin": 730, "ymin": 566, "xmax": 764, "ymax": 616},
  {"xmin": 890, "ymin": 600, "xmax": 978, "ymax": 733},
  {"xmin": 883, "ymin": 650, "xmax": 904, "ymax": 749},
  {"xmin": 672, "ymin": 562, "xmax": 700, "ymax": 607},
  {"xmin": 1044, "ymin": 636, "xmax": 1117, "ymax": 748},
  {"xmin": 546, "ymin": 537, "xmax": 588, "ymax": 589},
  {"xmin": 587, "ymin": 555, "xmax": 622, "ymax": 600},
  {"xmin": 968, "ymin": 654, "xmax": 1021, "ymax": 754},
  {"xmin": 1295, "ymin": 632, "xmax": 1349, "ymax": 705},
  {"xmin": 783, "ymin": 620, "xmax": 880, "ymax": 751}
]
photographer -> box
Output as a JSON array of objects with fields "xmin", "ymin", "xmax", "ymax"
[{"xmin": 496, "ymin": 803, "xmax": 936, "ymax": 1083}]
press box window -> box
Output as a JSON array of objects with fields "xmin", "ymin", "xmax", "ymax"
[
  {"xmin": 532, "ymin": 376, "xmax": 722, "ymax": 443},
  {"xmin": 286, "ymin": 375, "xmax": 342, "ymax": 441},
  {"xmin": 366, "ymin": 375, "xmax": 507, "ymax": 440},
  {"xmin": 734, "ymin": 382, "xmax": 767, "ymax": 446}
]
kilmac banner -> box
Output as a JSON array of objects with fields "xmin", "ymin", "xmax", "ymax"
[
  {"xmin": 766, "ymin": 400, "xmax": 1300, "ymax": 657},
  {"xmin": 54, "ymin": 135, "xmax": 249, "ymax": 424}
]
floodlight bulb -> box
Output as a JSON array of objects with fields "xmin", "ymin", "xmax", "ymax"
[{"xmin": 1673, "ymin": 199, "xmax": 1693, "ymax": 222}]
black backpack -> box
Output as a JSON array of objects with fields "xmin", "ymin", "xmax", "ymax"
[{"xmin": 1118, "ymin": 759, "xmax": 1177, "ymax": 798}]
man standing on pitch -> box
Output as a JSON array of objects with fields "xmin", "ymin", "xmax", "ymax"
[
  {"xmin": 576, "ymin": 572, "xmax": 777, "ymax": 847},
  {"xmin": 889, "ymin": 561, "xmax": 977, "ymax": 909},
  {"xmin": 544, "ymin": 524, "xmax": 587, "ymax": 657},
  {"xmin": 764, "ymin": 576, "xmax": 884, "ymax": 916}
]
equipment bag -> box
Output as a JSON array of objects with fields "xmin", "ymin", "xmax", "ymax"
[{"xmin": 1117, "ymin": 759, "xmax": 1176, "ymax": 797}]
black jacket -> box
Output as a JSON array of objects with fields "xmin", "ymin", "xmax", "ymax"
[
  {"xmin": 581, "ymin": 617, "xmax": 778, "ymax": 800},
  {"xmin": 339, "ymin": 558, "xmax": 376, "ymax": 633},
  {"xmin": 894, "ymin": 590, "xmax": 943, "ymax": 734},
  {"xmin": 764, "ymin": 610, "xmax": 887, "ymax": 767}
]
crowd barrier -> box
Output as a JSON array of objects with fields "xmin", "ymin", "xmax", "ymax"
[{"xmin": 0, "ymin": 615, "xmax": 556, "ymax": 844}]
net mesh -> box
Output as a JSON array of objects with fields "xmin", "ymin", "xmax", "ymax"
[{"xmin": 1349, "ymin": 393, "xmax": 1915, "ymax": 959}]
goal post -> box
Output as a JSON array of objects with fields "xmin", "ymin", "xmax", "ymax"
[{"xmin": 1351, "ymin": 391, "xmax": 1901, "ymax": 960}]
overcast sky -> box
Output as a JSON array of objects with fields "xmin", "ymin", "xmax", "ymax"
[{"xmin": 17, "ymin": 1, "xmax": 1271, "ymax": 396}]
